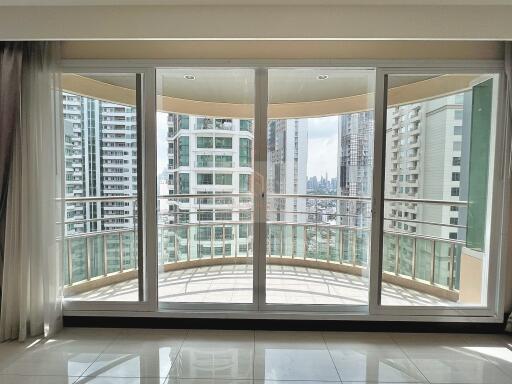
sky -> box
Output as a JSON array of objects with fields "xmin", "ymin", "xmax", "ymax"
[
  {"xmin": 306, "ymin": 116, "xmax": 339, "ymax": 179},
  {"xmin": 156, "ymin": 113, "xmax": 339, "ymax": 180}
]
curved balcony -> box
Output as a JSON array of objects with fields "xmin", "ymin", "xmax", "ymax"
[{"xmin": 63, "ymin": 216, "xmax": 463, "ymax": 306}]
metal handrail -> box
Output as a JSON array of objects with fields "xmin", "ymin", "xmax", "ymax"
[
  {"xmin": 63, "ymin": 222, "xmax": 463, "ymax": 294},
  {"xmin": 384, "ymin": 197, "xmax": 468, "ymax": 206},
  {"xmin": 61, "ymin": 194, "xmax": 469, "ymax": 207},
  {"xmin": 63, "ymin": 195, "xmax": 137, "ymax": 202}
]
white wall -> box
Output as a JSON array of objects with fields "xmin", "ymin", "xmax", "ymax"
[{"xmin": 0, "ymin": 5, "xmax": 512, "ymax": 40}]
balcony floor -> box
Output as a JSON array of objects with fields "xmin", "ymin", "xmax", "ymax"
[{"xmin": 68, "ymin": 264, "xmax": 454, "ymax": 306}]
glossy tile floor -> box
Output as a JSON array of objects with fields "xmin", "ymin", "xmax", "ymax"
[
  {"xmin": 68, "ymin": 264, "xmax": 453, "ymax": 306},
  {"xmin": 1, "ymin": 328, "xmax": 511, "ymax": 384}
]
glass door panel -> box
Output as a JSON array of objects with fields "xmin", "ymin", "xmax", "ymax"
[
  {"xmin": 380, "ymin": 73, "xmax": 499, "ymax": 307},
  {"xmin": 156, "ymin": 68, "xmax": 255, "ymax": 304},
  {"xmin": 266, "ymin": 68, "xmax": 375, "ymax": 306},
  {"xmin": 61, "ymin": 73, "xmax": 141, "ymax": 302}
]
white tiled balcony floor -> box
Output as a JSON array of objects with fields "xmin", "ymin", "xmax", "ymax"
[
  {"xmin": 1, "ymin": 327, "xmax": 512, "ymax": 384},
  {"xmin": 68, "ymin": 264, "xmax": 453, "ymax": 306}
]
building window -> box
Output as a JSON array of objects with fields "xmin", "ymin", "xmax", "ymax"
[
  {"xmin": 451, "ymin": 187, "xmax": 460, "ymax": 196},
  {"xmin": 215, "ymin": 173, "xmax": 232, "ymax": 186},
  {"xmin": 197, "ymin": 136, "xmax": 213, "ymax": 149},
  {"xmin": 239, "ymin": 138, "xmax": 252, "ymax": 167},
  {"xmin": 454, "ymin": 126, "xmax": 462, "ymax": 135},
  {"xmin": 452, "ymin": 172, "xmax": 460, "ymax": 181},
  {"xmin": 449, "ymin": 232, "xmax": 458, "ymax": 240},
  {"xmin": 453, "ymin": 141, "xmax": 462, "ymax": 151},
  {"xmin": 239, "ymin": 174, "xmax": 250, "ymax": 193},
  {"xmin": 196, "ymin": 154, "xmax": 213, "ymax": 167},
  {"xmin": 454, "ymin": 110, "xmax": 463, "ymax": 120},
  {"xmin": 196, "ymin": 117, "xmax": 213, "ymax": 130},
  {"xmin": 215, "ymin": 118, "xmax": 233, "ymax": 131},
  {"xmin": 178, "ymin": 136, "xmax": 189, "ymax": 166},
  {"xmin": 450, "ymin": 206, "xmax": 459, "ymax": 212},
  {"xmin": 215, "ymin": 155, "xmax": 232, "ymax": 168},
  {"xmin": 215, "ymin": 137, "xmax": 232, "ymax": 149},
  {"xmin": 240, "ymin": 119, "xmax": 252, "ymax": 132},
  {"xmin": 178, "ymin": 114, "xmax": 189, "ymax": 130},
  {"xmin": 216, "ymin": 212, "xmax": 233, "ymax": 220},
  {"xmin": 452, "ymin": 157, "xmax": 461, "ymax": 166},
  {"xmin": 197, "ymin": 173, "xmax": 214, "ymax": 185},
  {"xmin": 450, "ymin": 218, "xmax": 459, "ymax": 225},
  {"xmin": 178, "ymin": 173, "xmax": 189, "ymax": 193},
  {"xmin": 197, "ymin": 210, "xmax": 213, "ymax": 221}
]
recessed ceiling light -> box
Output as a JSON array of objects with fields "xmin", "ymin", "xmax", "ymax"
[
  {"xmin": 184, "ymin": 75, "xmax": 196, "ymax": 80},
  {"xmin": 317, "ymin": 74, "xmax": 329, "ymax": 80}
]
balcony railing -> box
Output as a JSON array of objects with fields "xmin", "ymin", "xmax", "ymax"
[{"xmin": 61, "ymin": 195, "xmax": 467, "ymax": 300}]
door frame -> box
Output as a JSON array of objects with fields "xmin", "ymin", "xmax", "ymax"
[{"xmin": 60, "ymin": 58, "xmax": 509, "ymax": 322}]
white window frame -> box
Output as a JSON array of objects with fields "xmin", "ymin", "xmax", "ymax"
[{"xmin": 60, "ymin": 59, "xmax": 509, "ymax": 323}]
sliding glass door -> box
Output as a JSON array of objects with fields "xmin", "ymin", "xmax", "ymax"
[
  {"xmin": 61, "ymin": 71, "xmax": 144, "ymax": 306},
  {"xmin": 60, "ymin": 63, "xmax": 506, "ymax": 319},
  {"xmin": 156, "ymin": 68, "xmax": 256, "ymax": 307},
  {"xmin": 264, "ymin": 68, "xmax": 375, "ymax": 308},
  {"xmin": 378, "ymin": 72, "xmax": 500, "ymax": 312}
]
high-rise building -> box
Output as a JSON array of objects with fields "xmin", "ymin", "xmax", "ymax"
[
  {"xmin": 63, "ymin": 93, "xmax": 138, "ymax": 235},
  {"xmin": 266, "ymin": 118, "xmax": 308, "ymax": 258},
  {"xmin": 164, "ymin": 113, "xmax": 254, "ymax": 258},
  {"xmin": 337, "ymin": 111, "xmax": 374, "ymax": 228},
  {"xmin": 62, "ymin": 92, "xmax": 139, "ymax": 281},
  {"xmin": 267, "ymin": 119, "xmax": 308, "ymax": 223},
  {"xmin": 384, "ymin": 92, "xmax": 469, "ymax": 240}
]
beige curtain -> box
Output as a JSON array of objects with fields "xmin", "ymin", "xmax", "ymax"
[
  {"xmin": 0, "ymin": 42, "xmax": 63, "ymax": 342},
  {"xmin": 505, "ymin": 41, "xmax": 512, "ymax": 332},
  {"xmin": 0, "ymin": 44, "xmax": 23, "ymax": 299}
]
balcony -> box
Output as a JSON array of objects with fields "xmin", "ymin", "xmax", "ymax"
[
  {"xmin": 62, "ymin": 195, "xmax": 476, "ymax": 306},
  {"xmin": 63, "ymin": 228, "xmax": 461, "ymax": 306}
]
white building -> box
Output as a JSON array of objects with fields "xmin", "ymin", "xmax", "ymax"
[
  {"xmin": 337, "ymin": 111, "xmax": 374, "ymax": 228},
  {"xmin": 62, "ymin": 92, "xmax": 138, "ymax": 235},
  {"xmin": 384, "ymin": 92, "xmax": 469, "ymax": 240},
  {"xmin": 267, "ymin": 119, "xmax": 308, "ymax": 224},
  {"xmin": 165, "ymin": 113, "xmax": 254, "ymax": 258}
]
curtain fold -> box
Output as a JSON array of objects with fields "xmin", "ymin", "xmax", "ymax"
[
  {"xmin": 0, "ymin": 42, "xmax": 63, "ymax": 342},
  {"xmin": 505, "ymin": 42, "xmax": 512, "ymax": 332},
  {"xmin": 0, "ymin": 43, "xmax": 22, "ymax": 299}
]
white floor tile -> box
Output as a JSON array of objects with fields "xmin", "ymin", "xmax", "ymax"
[
  {"xmin": 0, "ymin": 375, "xmax": 78, "ymax": 384},
  {"xmin": 391, "ymin": 332, "xmax": 512, "ymax": 383},
  {"xmin": 324, "ymin": 332, "xmax": 426, "ymax": 383},
  {"xmin": 75, "ymin": 378, "xmax": 169, "ymax": 384},
  {"xmin": 253, "ymin": 331, "xmax": 340, "ymax": 382},
  {"xmin": 82, "ymin": 329, "xmax": 186, "ymax": 379},
  {"xmin": 169, "ymin": 330, "xmax": 254, "ymax": 380}
]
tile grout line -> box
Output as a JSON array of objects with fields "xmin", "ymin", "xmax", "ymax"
[
  {"xmin": 389, "ymin": 333, "xmax": 432, "ymax": 384},
  {"xmin": 165, "ymin": 327, "xmax": 191, "ymax": 382},
  {"xmin": 71, "ymin": 328, "xmax": 124, "ymax": 384},
  {"xmin": 321, "ymin": 331, "xmax": 343, "ymax": 384}
]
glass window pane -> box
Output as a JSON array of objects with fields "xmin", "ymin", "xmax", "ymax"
[
  {"xmin": 266, "ymin": 68, "xmax": 375, "ymax": 305},
  {"xmin": 381, "ymin": 73, "xmax": 499, "ymax": 307},
  {"xmin": 157, "ymin": 68, "xmax": 254, "ymax": 304},
  {"xmin": 61, "ymin": 73, "xmax": 140, "ymax": 302}
]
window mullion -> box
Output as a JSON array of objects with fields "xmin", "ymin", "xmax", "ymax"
[
  {"xmin": 254, "ymin": 68, "xmax": 268, "ymax": 309},
  {"xmin": 142, "ymin": 68, "xmax": 158, "ymax": 310},
  {"xmin": 368, "ymin": 68, "xmax": 387, "ymax": 314}
]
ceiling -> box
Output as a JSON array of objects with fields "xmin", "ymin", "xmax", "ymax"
[
  {"xmin": 0, "ymin": 0, "xmax": 508, "ymax": 5},
  {"xmin": 86, "ymin": 71, "xmax": 440, "ymax": 104}
]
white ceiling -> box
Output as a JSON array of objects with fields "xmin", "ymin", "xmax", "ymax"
[
  {"xmin": 86, "ymin": 71, "xmax": 438, "ymax": 104},
  {"xmin": 0, "ymin": 0, "xmax": 509, "ymax": 5}
]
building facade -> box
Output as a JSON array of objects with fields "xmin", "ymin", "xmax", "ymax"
[
  {"xmin": 63, "ymin": 92, "xmax": 138, "ymax": 282},
  {"xmin": 163, "ymin": 113, "xmax": 254, "ymax": 260}
]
